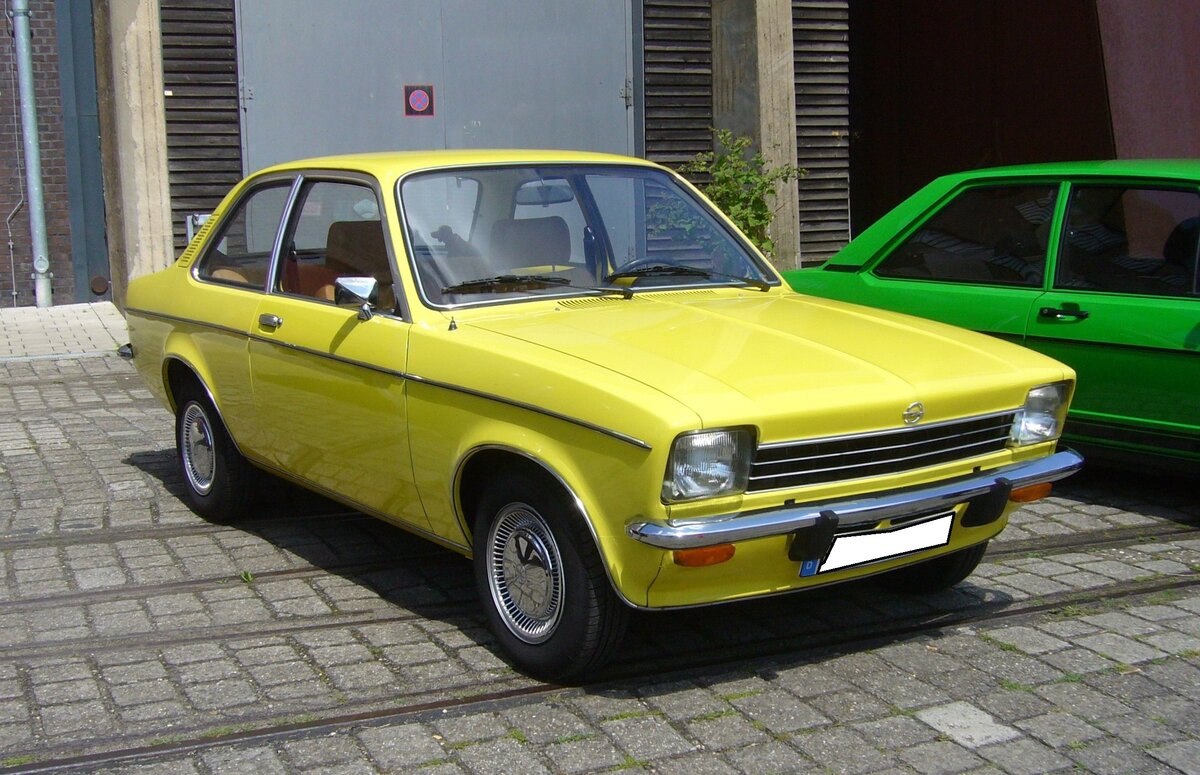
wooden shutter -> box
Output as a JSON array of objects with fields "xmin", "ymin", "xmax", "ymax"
[
  {"xmin": 793, "ymin": 0, "xmax": 850, "ymax": 262},
  {"xmin": 643, "ymin": 1, "xmax": 713, "ymax": 169},
  {"xmin": 160, "ymin": 0, "xmax": 243, "ymax": 255}
]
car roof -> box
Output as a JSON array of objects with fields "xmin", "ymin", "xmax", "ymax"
[
  {"xmin": 255, "ymin": 149, "xmax": 661, "ymax": 180},
  {"xmin": 937, "ymin": 159, "xmax": 1200, "ymax": 183}
]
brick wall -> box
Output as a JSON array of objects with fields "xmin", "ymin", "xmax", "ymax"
[{"xmin": 0, "ymin": 0, "xmax": 74, "ymax": 307}]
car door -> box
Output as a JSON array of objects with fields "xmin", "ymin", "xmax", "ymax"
[
  {"xmin": 247, "ymin": 174, "xmax": 429, "ymax": 528},
  {"xmin": 187, "ymin": 177, "xmax": 295, "ymax": 457},
  {"xmin": 1026, "ymin": 182, "xmax": 1200, "ymax": 457},
  {"xmin": 855, "ymin": 183, "xmax": 1062, "ymax": 344}
]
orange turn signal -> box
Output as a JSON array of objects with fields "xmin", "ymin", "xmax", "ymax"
[
  {"xmin": 673, "ymin": 544, "xmax": 736, "ymax": 567},
  {"xmin": 1010, "ymin": 482, "xmax": 1053, "ymax": 503}
]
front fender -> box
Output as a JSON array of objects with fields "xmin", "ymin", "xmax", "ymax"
[{"xmin": 408, "ymin": 385, "xmax": 670, "ymax": 607}]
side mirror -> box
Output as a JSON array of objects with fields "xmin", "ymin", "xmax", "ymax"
[{"xmin": 334, "ymin": 276, "xmax": 380, "ymax": 320}]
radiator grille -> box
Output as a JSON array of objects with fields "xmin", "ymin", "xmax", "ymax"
[{"xmin": 749, "ymin": 411, "xmax": 1017, "ymax": 492}]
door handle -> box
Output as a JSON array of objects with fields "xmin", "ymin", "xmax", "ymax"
[
  {"xmin": 258, "ymin": 313, "xmax": 283, "ymax": 329},
  {"xmin": 1038, "ymin": 306, "xmax": 1089, "ymax": 321}
]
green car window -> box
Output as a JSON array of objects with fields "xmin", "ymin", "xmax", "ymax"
[
  {"xmin": 875, "ymin": 185, "xmax": 1057, "ymax": 287},
  {"xmin": 1055, "ymin": 185, "xmax": 1200, "ymax": 297}
]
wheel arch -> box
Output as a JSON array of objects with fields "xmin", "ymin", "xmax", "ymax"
[
  {"xmin": 162, "ymin": 355, "xmax": 247, "ymax": 459},
  {"xmin": 164, "ymin": 355, "xmax": 202, "ymax": 413},
  {"xmin": 454, "ymin": 445, "xmax": 646, "ymax": 609}
]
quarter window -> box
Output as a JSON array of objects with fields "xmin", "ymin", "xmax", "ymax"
[
  {"xmin": 1055, "ymin": 186, "xmax": 1199, "ymax": 297},
  {"xmin": 875, "ymin": 185, "xmax": 1057, "ymax": 287},
  {"xmin": 196, "ymin": 183, "xmax": 291, "ymax": 289}
]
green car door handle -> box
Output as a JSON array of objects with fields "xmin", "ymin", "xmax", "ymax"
[{"xmin": 1039, "ymin": 306, "xmax": 1090, "ymax": 321}]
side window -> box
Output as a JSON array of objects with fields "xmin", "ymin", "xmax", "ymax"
[
  {"xmin": 196, "ymin": 183, "xmax": 291, "ymax": 288},
  {"xmin": 277, "ymin": 180, "xmax": 395, "ymax": 310},
  {"xmin": 875, "ymin": 185, "xmax": 1057, "ymax": 287},
  {"xmin": 1055, "ymin": 186, "xmax": 1199, "ymax": 297}
]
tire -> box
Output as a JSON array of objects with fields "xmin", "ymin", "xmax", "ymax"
[
  {"xmin": 175, "ymin": 383, "xmax": 253, "ymax": 521},
  {"xmin": 473, "ymin": 472, "xmax": 628, "ymax": 682},
  {"xmin": 883, "ymin": 541, "xmax": 988, "ymax": 593}
]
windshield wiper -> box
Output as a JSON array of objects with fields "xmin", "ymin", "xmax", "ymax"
[
  {"xmin": 441, "ymin": 274, "xmax": 571, "ymax": 295},
  {"xmin": 604, "ymin": 264, "xmax": 771, "ymax": 292}
]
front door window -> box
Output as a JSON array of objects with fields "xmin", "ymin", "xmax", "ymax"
[
  {"xmin": 874, "ymin": 185, "xmax": 1057, "ymax": 287},
  {"xmin": 1055, "ymin": 186, "xmax": 1199, "ymax": 297}
]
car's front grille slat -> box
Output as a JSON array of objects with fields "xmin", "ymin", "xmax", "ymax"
[
  {"xmin": 749, "ymin": 411, "xmax": 1017, "ymax": 492},
  {"xmin": 756, "ymin": 422, "xmax": 1011, "ymax": 468}
]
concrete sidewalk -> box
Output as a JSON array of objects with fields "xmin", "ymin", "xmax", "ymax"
[{"xmin": 0, "ymin": 301, "xmax": 128, "ymax": 361}]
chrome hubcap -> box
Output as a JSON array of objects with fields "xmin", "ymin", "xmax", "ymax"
[
  {"xmin": 181, "ymin": 402, "xmax": 215, "ymax": 496},
  {"xmin": 487, "ymin": 504, "xmax": 564, "ymax": 644}
]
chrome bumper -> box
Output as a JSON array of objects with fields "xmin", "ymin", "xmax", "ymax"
[{"xmin": 627, "ymin": 449, "xmax": 1084, "ymax": 550}]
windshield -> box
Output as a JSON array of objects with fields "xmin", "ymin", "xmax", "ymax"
[{"xmin": 398, "ymin": 164, "xmax": 776, "ymax": 307}]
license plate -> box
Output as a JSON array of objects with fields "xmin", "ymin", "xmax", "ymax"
[{"xmin": 800, "ymin": 513, "xmax": 953, "ymax": 577}]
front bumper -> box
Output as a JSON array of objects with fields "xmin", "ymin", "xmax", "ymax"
[{"xmin": 627, "ymin": 449, "xmax": 1083, "ymax": 550}]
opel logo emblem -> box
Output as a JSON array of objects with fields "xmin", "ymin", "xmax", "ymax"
[{"xmin": 903, "ymin": 401, "xmax": 925, "ymax": 425}]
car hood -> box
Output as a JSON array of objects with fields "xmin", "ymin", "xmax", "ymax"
[{"xmin": 461, "ymin": 290, "xmax": 1070, "ymax": 441}]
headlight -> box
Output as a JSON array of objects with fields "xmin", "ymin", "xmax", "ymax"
[
  {"xmin": 662, "ymin": 428, "xmax": 753, "ymax": 502},
  {"xmin": 1009, "ymin": 382, "xmax": 1071, "ymax": 446}
]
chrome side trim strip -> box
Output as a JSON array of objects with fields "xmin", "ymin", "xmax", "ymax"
[
  {"xmin": 125, "ymin": 307, "xmax": 247, "ymax": 339},
  {"xmin": 628, "ymin": 449, "xmax": 1084, "ymax": 549},
  {"xmin": 407, "ymin": 374, "xmax": 652, "ymax": 451},
  {"xmin": 127, "ymin": 308, "xmax": 650, "ymax": 450},
  {"xmin": 245, "ymin": 332, "xmax": 408, "ymax": 380}
]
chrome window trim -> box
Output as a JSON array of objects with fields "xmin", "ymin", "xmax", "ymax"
[
  {"xmin": 263, "ymin": 175, "xmax": 307, "ymax": 295},
  {"xmin": 190, "ymin": 172, "xmax": 300, "ymax": 293},
  {"xmin": 267, "ymin": 170, "xmax": 412, "ymax": 322},
  {"xmin": 394, "ymin": 161, "xmax": 780, "ymax": 313}
]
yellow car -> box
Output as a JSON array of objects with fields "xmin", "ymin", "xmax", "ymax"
[{"xmin": 123, "ymin": 150, "xmax": 1082, "ymax": 680}]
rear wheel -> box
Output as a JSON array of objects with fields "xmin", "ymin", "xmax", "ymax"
[
  {"xmin": 473, "ymin": 472, "xmax": 628, "ymax": 682},
  {"xmin": 883, "ymin": 541, "xmax": 988, "ymax": 593},
  {"xmin": 175, "ymin": 383, "xmax": 253, "ymax": 520}
]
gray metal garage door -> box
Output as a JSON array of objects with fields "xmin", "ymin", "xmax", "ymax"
[{"xmin": 236, "ymin": 0, "xmax": 636, "ymax": 173}]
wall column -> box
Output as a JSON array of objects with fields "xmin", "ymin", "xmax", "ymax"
[
  {"xmin": 94, "ymin": 0, "xmax": 173, "ymax": 309},
  {"xmin": 712, "ymin": 0, "xmax": 801, "ymax": 269}
]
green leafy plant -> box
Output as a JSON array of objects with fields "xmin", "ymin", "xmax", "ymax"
[{"xmin": 681, "ymin": 129, "xmax": 805, "ymax": 260}]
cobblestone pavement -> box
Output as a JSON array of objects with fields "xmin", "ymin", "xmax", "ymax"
[{"xmin": 1, "ymin": 354, "xmax": 1199, "ymax": 774}]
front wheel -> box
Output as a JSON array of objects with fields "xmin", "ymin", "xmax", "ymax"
[
  {"xmin": 175, "ymin": 383, "xmax": 253, "ymax": 521},
  {"xmin": 882, "ymin": 541, "xmax": 989, "ymax": 593},
  {"xmin": 473, "ymin": 473, "xmax": 628, "ymax": 682}
]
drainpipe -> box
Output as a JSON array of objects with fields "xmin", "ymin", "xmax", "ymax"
[{"xmin": 10, "ymin": 0, "xmax": 51, "ymax": 307}]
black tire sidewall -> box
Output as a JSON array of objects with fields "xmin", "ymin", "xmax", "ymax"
[
  {"xmin": 174, "ymin": 387, "xmax": 242, "ymax": 521},
  {"xmin": 472, "ymin": 473, "xmax": 621, "ymax": 681}
]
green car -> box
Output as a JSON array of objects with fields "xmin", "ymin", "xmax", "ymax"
[{"xmin": 784, "ymin": 160, "xmax": 1198, "ymax": 468}]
